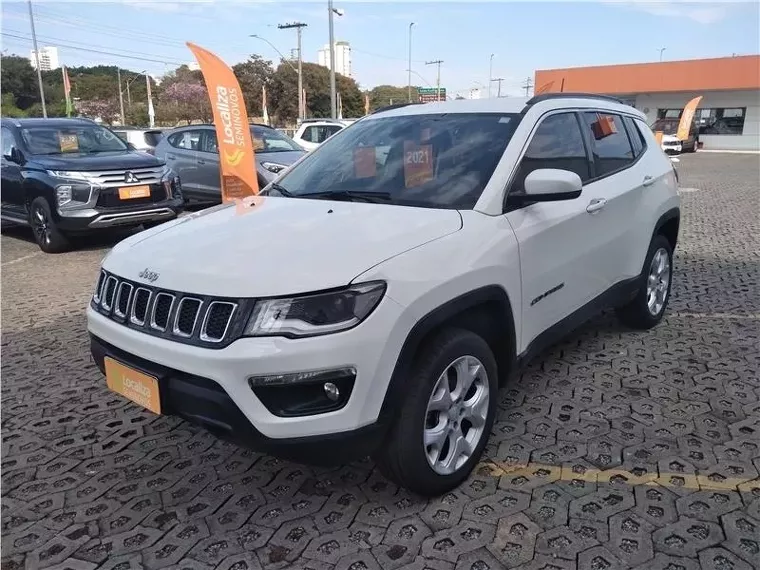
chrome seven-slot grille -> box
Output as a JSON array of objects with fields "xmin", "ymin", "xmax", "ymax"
[{"xmin": 92, "ymin": 270, "xmax": 249, "ymax": 347}]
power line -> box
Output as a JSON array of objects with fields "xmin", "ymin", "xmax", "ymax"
[{"xmin": 0, "ymin": 32, "xmax": 188, "ymax": 65}]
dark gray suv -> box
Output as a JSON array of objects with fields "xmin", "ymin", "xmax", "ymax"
[{"xmin": 154, "ymin": 123, "xmax": 306, "ymax": 204}]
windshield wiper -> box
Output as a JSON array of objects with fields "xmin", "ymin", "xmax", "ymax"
[
  {"xmin": 302, "ymin": 190, "xmax": 393, "ymax": 204},
  {"xmin": 263, "ymin": 182, "xmax": 294, "ymax": 197}
]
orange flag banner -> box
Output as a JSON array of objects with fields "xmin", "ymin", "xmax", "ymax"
[
  {"xmin": 677, "ymin": 95, "xmax": 702, "ymax": 141},
  {"xmin": 187, "ymin": 42, "xmax": 258, "ymax": 201}
]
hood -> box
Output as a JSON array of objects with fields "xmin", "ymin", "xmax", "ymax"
[
  {"xmin": 104, "ymin": 197, "xmax": 462, "ymax": 297},
  {"xmin": 30, "ymin": 151, "xmax": 162, "ymax": 171}
]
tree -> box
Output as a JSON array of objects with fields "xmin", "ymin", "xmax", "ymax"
[
  {"xmin": 232, "ymin": 54, "xmax": 274, "ymax": 117},
  {"xmin": 336, "ymin": 74, "xmax": 363, "ymax": 118},
  {"xmin": 159, "ymin": 82, "xmax": 211, "ymax": 124},
  {"xmin": 76, "ymin": 99, "xmax": 120, "ymax": 124},
  {"xmin": 368, "ymin": 85, "xmax": 419, "ymax": 111},
  {"xmin": 1, "ymin": 93, "xmax": 26, "ymax": 117},
  {"xmin": 1, "ymin": 55, "xmax": 40, "ymax": 109}
]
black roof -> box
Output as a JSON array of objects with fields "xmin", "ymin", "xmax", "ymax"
[{"xmin": 1, "ymin": 117, "xmax": 97, "ymax": 128}]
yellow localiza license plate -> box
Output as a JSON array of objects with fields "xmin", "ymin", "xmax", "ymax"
[
  {"xmin": 118, "ymin": 185, "xmax": 151, "ymax": 200},
  {"xmin": 104, "ymin": 357, "xmax": 161, "ymax": 414}
]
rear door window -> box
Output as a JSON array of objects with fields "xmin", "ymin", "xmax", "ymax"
[
  {"xmin": 581, "ymin": 112, "xmax": 635, "ymax": 178},
  {"xmin": 168, "ymin": 130, "xmax": 202, "ymax": 150}
]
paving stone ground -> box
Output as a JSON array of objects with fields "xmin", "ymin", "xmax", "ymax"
[{"xmin": 2, "ymin": 153, "xmax": 759, "ymax": 570}]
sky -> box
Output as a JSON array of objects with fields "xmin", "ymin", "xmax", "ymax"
[{"xmin": 1, "ymin": 0, "xmax": 758, "ymax": 97}]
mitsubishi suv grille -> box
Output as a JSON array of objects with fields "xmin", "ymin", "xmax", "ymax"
[{"xmin": 91, "ymin": 270, "xmax": 250, "ymax": 348}]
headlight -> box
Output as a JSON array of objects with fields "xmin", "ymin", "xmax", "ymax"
[
  {"xmin": 56, "ymin": 183, "xmax": 92, "ymax": 208},
  {"xmin": 244, "ymin": 281, "xmax": 386, "ymax": 338},
  {"xmin": 48, "ymin": 170, "xmax": 89, "ymax": 181},
  {"xmin": 261, "ymin": 162, "xmax": 287, "ymax": 175}
]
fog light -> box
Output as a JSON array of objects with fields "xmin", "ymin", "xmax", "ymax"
[
  {"xmin": 248, "ymin": 367, "xmax": 355, "ymax": 387},
  {"xmin": 323, "ymin": 382, "xmax": 340, "ymax": 401}
]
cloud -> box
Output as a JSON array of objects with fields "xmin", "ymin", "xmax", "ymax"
[{"xmin": 601, "ymin": 0, "xmax": 731, "ymax": 24}]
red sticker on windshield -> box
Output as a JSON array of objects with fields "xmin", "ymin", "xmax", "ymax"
[
  {"xmin": 354, "ymin": 147, "xmax": 376, "ymax": 178},
  {"xmin": 403, "ymin": 141, "xmax": 433, "ymax": 188}
]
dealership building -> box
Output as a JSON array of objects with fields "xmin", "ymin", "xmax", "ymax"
[{"xmin": 534, "ymin": 55, "xmax": 760, "ymax": 151}]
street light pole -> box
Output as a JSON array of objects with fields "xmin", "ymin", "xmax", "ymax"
[
  {"xmin": 488, "ymin": 53, "xmax": 494, "ymax": 98},
  {"xmin": 117, "ymin": 68, "xmax": 126, "ymax": 125},
  {"xmin": 407, "ymin": 22, "xmax": 415, "ymax": 102},
  {"xmin": 659, "ymin": 47, "xmax": 666, "ymax": 62},
  {"xmin": 328, "ymin": 2, "xmax": 344, "ymax": 120},
  {"xmin": 27, "ymin": 0, "xmax": 47, "ymax": 118}
]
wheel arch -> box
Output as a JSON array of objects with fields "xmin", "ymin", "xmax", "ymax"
[
  {"xmin": 653, "ymin": 207, "xmax": 680, "ymax": 252},
  {"xmin": 378, "ymin": 285, "xmax": 517, "ymax": 426}
]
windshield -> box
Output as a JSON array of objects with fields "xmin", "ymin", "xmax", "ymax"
[
  {"xmin": 251, "ymin": 125, "xmax": 303, "ymax": 152},
  {"xmin": 274, "ymin": 113, "xmax": 520, "ymax": 209},
  {"xmin": 651, "ymin": 119, "xmax": 679, "ymax": 135},
  {"xmin": 21, "ymin": 124, "xmax": 128, "ymax": 155}
]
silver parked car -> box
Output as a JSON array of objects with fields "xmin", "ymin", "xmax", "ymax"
[
  {"xmin": 112, "ymin": 127, "xmax": 165, "ymax": 155},
  {"xmin": 154, "ymin": 124, "xmax": 306, "ymax": 204}
]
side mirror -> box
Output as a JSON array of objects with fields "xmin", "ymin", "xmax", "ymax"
[
  {"xmin": 508, "ymin": 168, "xmax": 583, "ymax": 205},
  {"xmin": 5, "ymin": 148, "xmax": 24, "ymax": 164}
]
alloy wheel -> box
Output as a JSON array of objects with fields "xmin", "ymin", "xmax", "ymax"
[
  {"xmin": 31, "ymin": 205, "xmax": 52, "ymax": 246},
  {"xmin": 423, "ymin": 355, "xmax": 489, "ymax": 475},
  {"xmin": 646, "ymin": 247, "xmax": 671, "ymax": 316}
]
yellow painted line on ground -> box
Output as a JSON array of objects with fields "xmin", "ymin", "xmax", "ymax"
[
  {"xmin": 2, "ymin": 252, "xmax": 42, "ymax": 266},
  {"xmin": 475, "ymin": 460, "xmax": 759, "ymax": 492}
]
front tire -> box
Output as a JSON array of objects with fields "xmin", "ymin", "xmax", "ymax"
[
  {"xmin": 29, "ymin": 197, "xmax": 70, "ymax": 253},
  {"xmin": 374, "ymin": 328, "xmax": 498, "ymax": 496},
  {"xmin": 616, "ymin": 235, "xmax": 673, "ymax": 329}
]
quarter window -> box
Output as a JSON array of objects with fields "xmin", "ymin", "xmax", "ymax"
[
  {"xmin": 623, "ymin": 116, "xmax": 646, "ymax": 158},
  {"xmin": 512, "ymin": 112, "xmax": 590, "ymax": 194},
  {"xmin": 199, "ymin": 130, "xmax": 218, "ymax": 153},
  {"xmin": 581, "ymin": 112, "xmax": 634, "ymax": 178}
]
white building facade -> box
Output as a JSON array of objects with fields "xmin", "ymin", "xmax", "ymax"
[
  {"xmin": 30, "ymin": 46, "xmax": 60, "ymax": 71},
  {"xmin": 317, "ymin": 41, "xmax": 351, "ymax": 77}
]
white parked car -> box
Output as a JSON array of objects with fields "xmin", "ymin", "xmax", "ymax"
[
  {"xmin": 292, "ymin": 119, "xmax": 346, "ymax": 151},
  {"xmin": 87, "ymin": 94, "xmax": 680, "ymax": 495}
]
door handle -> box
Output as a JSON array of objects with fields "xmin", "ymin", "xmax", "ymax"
[
  {"xmin": 642, "ymin": 175, "xmax": 655, "ymax": 187},
  {"xmin": 586, "ymin": 198, "xmax": 607, "ymax": 214}
]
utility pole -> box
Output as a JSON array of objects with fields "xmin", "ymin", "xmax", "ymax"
[
  {"xmin": 279, "ymin": 21, "xmax": 307, "ymax": 121},
  {"xmin": 407, "ymin": 22, "xmax": 415, "ymax": 102},
  {"xmin": 27, "ymin": 0, "xmax": 47, "ymax": 118},
  {"xmin": 117, "ymin": 68, "xmax": 126, "ymax": 125},
  {"xmin": 491, "ymin": 78, "xmax": 504, "ymax": 98},
  {"xmin": 522, "ymin": 76, "xmax": 533, "ymax": 97},
  {"xmin": 426, "ymin": 60, "xmax": 443, "ymax": 101},
  {"xmin": 488, "ymin": 53, "xmax": 494, "ymax": 98}
]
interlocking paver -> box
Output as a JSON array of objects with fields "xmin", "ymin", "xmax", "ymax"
[{"xmin": 2, "ymin": 154, "xmax": 759, "ymax": 569}]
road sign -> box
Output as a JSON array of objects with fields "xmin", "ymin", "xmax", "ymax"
[{"xmin": 418, "ymin": 87, "xmax": 446, "ymax": 103}]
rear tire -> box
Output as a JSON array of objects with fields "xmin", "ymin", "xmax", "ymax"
[
  {"xmin": 29, "ymin": 197, "xmax": 70, "ymax": 253},
  {"xmin": 374, "ymin": 328, "xmax": 498, "ymax": 496},
  {"xmin": 616, "ymin": 235, "xmax": 673, "ymax": 329}
]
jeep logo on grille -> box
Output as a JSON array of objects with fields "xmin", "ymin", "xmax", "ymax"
[
  {"xmin": 124, "ymin": 171, "xmax": 140, "ymax": 184},
  {"xmin": 138, "ymin": 268, "xmax": 159, "ymax": 283}
]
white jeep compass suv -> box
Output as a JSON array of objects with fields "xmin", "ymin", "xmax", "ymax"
[{"xmin": 87, "ymin": 94, "xmax": 680, "ymax": 496}]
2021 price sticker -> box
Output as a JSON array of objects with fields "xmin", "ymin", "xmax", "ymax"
[{"xmin": 403, "ymin": 141, "xmax": 433, "ymax": 188}]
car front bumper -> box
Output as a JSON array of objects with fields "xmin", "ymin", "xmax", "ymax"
[
  {"xmin": 86, "ymin": 294, "xmax": 413, "ymax": 459},
  {"xmin": 57, "ymin": 197, "xmax": 184, "ymax": 232}
]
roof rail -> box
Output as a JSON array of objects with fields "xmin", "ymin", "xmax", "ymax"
[
  {"xmin": 299, "ymin": 118, "xmax": 343, "ymax": 124},
  {"xmin": 371, "ymin": 102, "xmax": 423, "ymax": 115},
  {"xmin": 525, "ymin": 92, "xmax": 624, "ymax": 106}
]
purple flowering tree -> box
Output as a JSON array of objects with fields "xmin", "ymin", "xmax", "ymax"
[
  {"xmin": 76, "ymin": 99, "xmax": 119, "ymax": 124},
  {"xmin": 159, "ymin": 81, "xmax": 211, "ymax": 124}
]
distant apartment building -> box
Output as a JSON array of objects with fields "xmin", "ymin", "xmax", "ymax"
[
  {"xmin": 30, "ymin": 46, "xmax": 60, "ymax": 71},
  {"xmin": 317, "ymin": 41, "xmax": 351, "ymax": 77}
]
